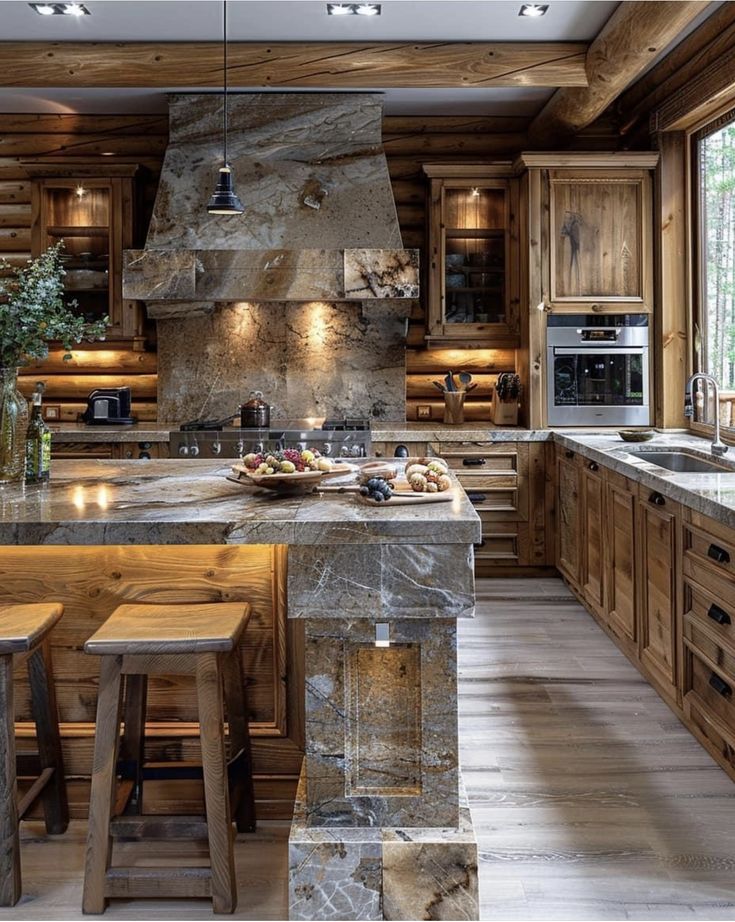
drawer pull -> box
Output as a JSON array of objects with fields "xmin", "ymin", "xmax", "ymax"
[
  {"xmin": 709, "ymin": 672, "xmax": 733, "ymax": 698},
  {"xmin": 565, "ymin": 450, "xmax": 574, "ymax": 459},
  {"xmin": 707, "ymin": 543, "xmax": 731, "ymax": 565},
  {"xmin": 708, "ymin": 603, "xmax": 732, "ymax": 626},
  {"xmin": 588, "ymin": 461, "xmax": 599, "ymax": 472},
  {"xmin": 649, "ymin": 492, "xmax": 666, "ymax": 506},
  {"xmin": 467, "ymin": 492, "xmax": 487, "ymax": 505},
  {"xmin": 463, "ymin": 458, "xmax": 487, "ymax": 467}
]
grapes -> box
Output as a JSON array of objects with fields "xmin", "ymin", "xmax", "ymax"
[{"xmin": 363, "ymin": 476, "xmax": 393, "ymax": 502}]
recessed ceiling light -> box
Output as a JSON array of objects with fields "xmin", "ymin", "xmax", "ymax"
[
  {"xmin": 327, "ymin": 3, "xmax": 381, "ymax": 15},
  {"xmin": 29, "ymin": 2, "xmax": 90, "ymax": 15},
  {"xmin": 519, "ymin": 4, "xmax": 548, "ymax": 16},
  {"xmin": 100, "ymin": 151, "xmax": 116, "ymax": 157}
]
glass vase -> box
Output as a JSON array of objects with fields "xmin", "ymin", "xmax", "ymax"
[{"xmin": 0, "ymin": 367, "xmax": 29, "ymax": 484}]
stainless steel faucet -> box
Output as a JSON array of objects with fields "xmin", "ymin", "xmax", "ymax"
[{"xmin": 685, "ymin": 372, "xmax": 729, "ymax": 456}]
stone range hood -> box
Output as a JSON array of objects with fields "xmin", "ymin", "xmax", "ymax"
[{"xmin": 123, "ymin": 92, "xmax": 419, "ymax": 317}]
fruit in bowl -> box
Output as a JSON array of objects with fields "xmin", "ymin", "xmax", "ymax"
[
  {"xmin": 241, "ymin": 448, "xmax": 334, "ymax": 475},
  {"xmin": 405, "ymin": 458, "xmax": 452, "ymax": 493}
]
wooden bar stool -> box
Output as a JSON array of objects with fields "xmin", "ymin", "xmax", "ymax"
[
  {"xmin": 82, "ymin": 601, "xmax": 255, "ymax": 915},
  {"xmin": 0, "ymin": 602, "xmax": 69, "ymax": 906}
]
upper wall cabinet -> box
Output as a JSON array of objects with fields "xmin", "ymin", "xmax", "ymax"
[
  {"xmin": 423, "ymin": 165, "xmax": 520, "ymax": 346},
  {"xmin": 519, "ymin": 153, "xmax": 659, "ymax": 316},
  {"xmin": 25, "ymin": 161, "xmax": 143, "ymax": 342}
]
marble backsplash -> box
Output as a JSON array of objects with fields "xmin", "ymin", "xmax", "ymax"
[{"xmin": 157, "ymin": 299, "xmax": 407, "ymax": 422}]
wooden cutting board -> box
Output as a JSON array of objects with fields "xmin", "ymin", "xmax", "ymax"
[{"xmin": 356, "ymin": 481, "xmax": 456, "ymax": 506}]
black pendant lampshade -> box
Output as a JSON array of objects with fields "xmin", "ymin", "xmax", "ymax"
[{"xmin": 207, "ymin": 0, "xmax": 244, "ymax": 215}]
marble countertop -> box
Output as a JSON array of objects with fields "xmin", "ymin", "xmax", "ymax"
[
  {"xmin": 556, "ymin": 431, "xmax": 735, "ymax": 529},
  {"xmin": 0, "ymin": 459, "xmax": 481, "ymax": 547}
]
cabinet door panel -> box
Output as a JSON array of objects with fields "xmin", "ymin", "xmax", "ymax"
[
  {"xmin": 547, "ymin": 169, "xmax": 652, "ymax": 313},
  {"xmin": 555, "ymin": 448, "xmax": 582, "ymax": 587},
  {"xmin": 638, "ymin": 492, "xmax": 679, "ymax": 701},
  {"xmin": 605, "ymin": 478, "xmax": 637, "ymax": 648},
  {"xmin": 582, "ymin": 465, "xmax": 605, "ymax": 614}
]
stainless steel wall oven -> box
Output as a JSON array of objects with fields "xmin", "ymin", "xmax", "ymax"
[{"xmin": 546, "ymin": 314, "xmax": 650, "ymax": 426}]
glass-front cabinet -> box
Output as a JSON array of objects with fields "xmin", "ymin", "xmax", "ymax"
[
  {"xmin": 27, "ymin": 163, "xmax": 141, "ymax": 341},
  {"xmin": 424, "ymin": 165, "xmax": 519, "ymax": 345}
]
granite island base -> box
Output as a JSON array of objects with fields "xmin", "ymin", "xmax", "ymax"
[{"xmin": 0, "ymin": 459, "xmax": 481, "ymax": 921}]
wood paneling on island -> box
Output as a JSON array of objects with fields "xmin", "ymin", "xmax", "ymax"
[{"xmin": 0, "ymin": 544, "xmax": 302, "ymax": 820}]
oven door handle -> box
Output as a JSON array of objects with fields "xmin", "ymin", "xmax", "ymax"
[{"xmin": 552, "ymin": 347, "xmax": 646, "ymax": 356}]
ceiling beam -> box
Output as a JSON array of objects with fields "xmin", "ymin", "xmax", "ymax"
[
  {"xmin": 0, "ymin": 41, "xmax": 587, "ymax": 89},
  {"xmin": 527, "ymin": 1, "xmax": 710, "ymax": 147}
]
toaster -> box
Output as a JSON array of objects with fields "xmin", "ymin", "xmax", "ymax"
[{"xmin": 81, "ymin": 387, "xmax": 137, "ymax": 426}]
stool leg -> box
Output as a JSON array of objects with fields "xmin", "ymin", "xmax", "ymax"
[
  {"xmin": 196, "ymin": 653, "xmax": 236, "ymax": 914},
  {"xmin": 27, "ymin": 639, "xmax": 69, "ymax": 835},
  {"xmin": 222, "ymin": 651, "xmax": 256, "ymax": 834},
  {"xmin": 119, "ymin": 675, "xmax": 147, "ymax": 815},
  {"xmin": 83, "ymin": 655, "xmax": 124, "ymax": 915},
  {"xmin": 0, "ymin": 655, "xmax": 20, "ymax": 907}
]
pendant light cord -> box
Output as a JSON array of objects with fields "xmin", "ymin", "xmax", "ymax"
[{"xmin": 223, "ymin": 0, "xmax": 228, "ymax": 166}]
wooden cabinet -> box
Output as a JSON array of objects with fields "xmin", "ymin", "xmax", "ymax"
[
  {"xmin": 545, "ymin": 168, "xmax": 654, "ymax": 314},
  {"xmin": 423, "ymin": 165, "xmax": 519, "ymax": 345},
  {"xmin": 52, "ymin": 440, "xmax": 167, "ymax": 460},
  {"xmin": 604, "ymin": 470, "xmax": 637, "ymax": 653},
  {"xmin": 555, "ymin": 445, "xmax": 583, "ymax": 588},
  {"xmin": 581, "ymin": 459, "xmax": 605, "ymax": 616},
  {"xmin": 430, "ymin": 440, "xmax": 548, "ymax": 570},
  {"xmin": 27, "ymin": 162, "xmax": 142, "ymax": 341},
  {"xmin": 637, "ymin": 486, "xmax": 680, "ymax": 703}
]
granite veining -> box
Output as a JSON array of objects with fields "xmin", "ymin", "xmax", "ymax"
[
  {"xmin": 0, "ymin": 459, "xmax": 481, "ymax": 546},
  {"xmin": 156, "ymin": 300, "xmax": 409, "ymax": 423}
]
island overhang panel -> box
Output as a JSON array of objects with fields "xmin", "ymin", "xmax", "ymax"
[{"xmin": 0, "ymin": 459, "xmax": 480, "ymax": 921}]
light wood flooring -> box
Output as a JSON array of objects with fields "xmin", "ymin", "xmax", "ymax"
[{"xmin": 3, "ymin": 578, "xmax": 735, "ymax": 920}]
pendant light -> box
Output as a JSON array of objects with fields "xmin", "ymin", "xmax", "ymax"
[{"xmin": 207, "ymin": 0, "xmax": 244, "ymax": 215}]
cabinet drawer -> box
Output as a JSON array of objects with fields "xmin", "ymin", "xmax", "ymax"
[
  {"xmin": 684, "ymin": 524, "xmax": 735, "ymax": 584},
  {"xmin": 475, "ymin": 521, "xmax": 528, "ymax": 564},
  {"xmin": 439, "ymin": 450, "xmax": 519, "ymax": 473},
  {"xmin": 683, "ymin": 617, "xmax": 735, "ymax": 683},
  {"xmin": 51, "ymin": 441, "xmax": 114, "ymax": 459},
  {"xmin": 684, "ymin": 578, "xmax": 735, "ymax": 663},
  {"xmin": 684, "ymin": 649, "xmax": 735, "ymax": 741},
  {"xmin": 685, "ymin": 692, "xmax": 735, "ymax": 776}
]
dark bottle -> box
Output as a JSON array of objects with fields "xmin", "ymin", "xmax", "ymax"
[{"xmin": 25, "ymin": 382, "xmax": 51, "ymax": 483}]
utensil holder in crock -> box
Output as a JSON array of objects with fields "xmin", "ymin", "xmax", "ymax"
[{"xmin": 443, "ymin": 391, "xmax": 466, "ymax": 425}]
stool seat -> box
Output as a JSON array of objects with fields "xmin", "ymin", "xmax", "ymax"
[
  {"xmin": 84, "ymin": 602, "xmax": 251, "ymax": 655},
  {"xmin": 0, "ymin": 602, "xmax": 63, "ymax": 654}
]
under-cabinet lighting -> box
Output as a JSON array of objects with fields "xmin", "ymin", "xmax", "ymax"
[
  {"xmin": 470, "ymin": 187, "xmax": 481, "ymax": 197},
  {"xmin": 519, "ymin": 4, "xmax": 548, "ymax": 16},
  {"xmin": 327, "ymin": 3, "xmax": 381, "ymax": 15},
  {"xmin": 29, "ymin": 2, "xmax": 91, "ymax": 14},
  {"xmin": 75, "ymin": 184, "xmax": 87, "ymax": 199},
  {"xmin": 375, "ymin": 623, "xmax": 390, "ymax": 648}
]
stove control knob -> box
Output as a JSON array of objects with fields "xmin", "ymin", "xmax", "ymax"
[
  {"xmin": 178, "ymin": 445, "xmax": 190, "ymax": 457},
  {"xmin": 349, "ymin": 445, "xmax": 363, "ymax": 458},
  {"xmin": 211, "ymin": 441, "xmax": 222, "ymax": 455},
  {"xmin": 236, "ymin": 441, "xmax": 245, "ymax": 455},
  {"xmin": 297, "ymin": 442, "xmax": 307, "ymax": 452},
  {"xmin": 321, "ymin": 443, "xmax": 332, "ymax": 456},
  {"xmin": 189, "ymin": 443, "xmax": 200, "ymax": 457},
  {"xmin": 340, "ymin": 446, "xmax": 350, "ymax": 458}
]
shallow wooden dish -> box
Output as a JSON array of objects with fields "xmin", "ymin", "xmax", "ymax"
[
  {"xmin": 357, "ymin": 480, "xmax": 456, "ymax": 506},
  {"xmin": 230, "ymin": 462, "xmax": 356, "ymax": 493}
]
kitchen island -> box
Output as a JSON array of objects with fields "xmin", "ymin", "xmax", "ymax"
[{"xmin": 0, "ymin": 459, "xmax": 480, "ymax": 921}]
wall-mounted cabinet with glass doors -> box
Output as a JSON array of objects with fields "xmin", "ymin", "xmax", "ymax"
[
  {"xmin": 423, "ymin": 165, "xmax": 520, "ymax": 345},
  {"xmin": 26, "ymin": 161, "xmax": 142, "ymax": 342}
]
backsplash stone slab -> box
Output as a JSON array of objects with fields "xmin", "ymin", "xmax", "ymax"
[{"xmin": 157, "ymin": 299, "xmax": 407, "ymax": 422}]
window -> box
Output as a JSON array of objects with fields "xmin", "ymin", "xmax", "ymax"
[{"xmin": 695, "ymin": 110, "xmax": 735, "ymax": 390}]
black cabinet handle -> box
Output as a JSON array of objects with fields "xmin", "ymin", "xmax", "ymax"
[
  {"xmin": 588, "ymin": 461, "xmax": 599, "ymax": 472},
  {"xmin": 709, "ymin": 672, "xmax": 732, "ymax": 698},
  {"xmin": 467, "ymin": 492, "xmax": 486, "ymax": 505},
  {"xmin": 708, "ymin": 543, "xmax": 731, "ymax": 565},
  {"xmin": 565, "ymin": 450, "xmax": 574, "ymax": 459},
  {"xmin": 708, "ymin": 603, "xmax": 732, "ymax": 626},
  {"xmin": 463, "ymin": 458, "xmax": 486, "ymax": 466},
  {"xmin": 649, "ymin": 492, "xmax": 666, "ymax": 506},
  {"xmin": 394, "ymin": 444, "xmax": 409, "ymax": 458}
]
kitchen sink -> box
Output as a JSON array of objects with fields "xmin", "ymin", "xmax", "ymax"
[{"xmin": 627, "ymin": 449, "xmax": 735, "ymax": 474}]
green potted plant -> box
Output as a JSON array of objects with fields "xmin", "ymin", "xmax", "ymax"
[
  {"xmin": 0, "ymin": 242, "xmax": 108, "ymax": 483},
  {"xmin": 493, "ymin": 372, "xmax": 521, "ymax": 425}
]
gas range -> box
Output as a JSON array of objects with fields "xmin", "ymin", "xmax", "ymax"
[{"xmin": 169, "ymin": 417, "xmax": 372, "ymax": 460}]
